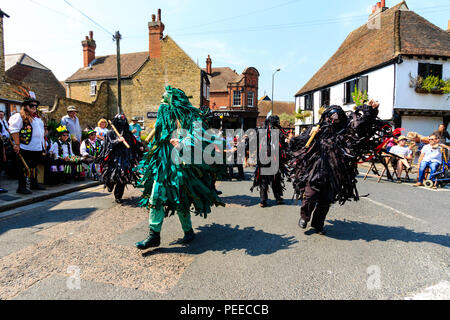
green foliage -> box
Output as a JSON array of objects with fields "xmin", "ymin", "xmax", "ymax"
[
  {"xmin": 351, "ymin": 86, "xmax": 368, "ymax": 107},
  {"xmin": 319, "ymin": 106, "xmax": 327, "ymax": 116},
  {"xmin": 295, "ymin": 110, "xmax": 312, "ymax": 122},
  {"xmin": 279, "ymin": 113, "xmax": 296, "ymax": 127},
  {"xmin": 46, "ymin": 119, "xmax": 61, "ymax": 142},
  {"xmin": 416, "ymin": 75, "xmax": 450, "ymax": 94}
]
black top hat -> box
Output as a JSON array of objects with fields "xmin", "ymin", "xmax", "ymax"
[{"xmin": 21, "ymin": 98, "xmax": 40, "ymax": 107}]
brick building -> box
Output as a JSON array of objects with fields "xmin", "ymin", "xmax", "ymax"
[
  {"xmin": 204, "ymin": 55, "xmax": 260, "ymax": 131},
  {"xmin": 0, "ymin": 9, "xmax": 24, "ymax": 117},
  {"xmin": 62, "ymin": 9, "xmax": 210, "ymax": 130},
  {"xmin": 257, "ymin": 99, "xmax": 296, "ymax": 128},
  {"xmin": 5, "ymin": 53, "xmax": 65, "ymax": 108}
]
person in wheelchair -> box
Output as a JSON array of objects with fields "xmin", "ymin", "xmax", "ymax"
[
  {"xmin": 389, "ymin": 135, "xmax": 413, "ymax": 183},
  {"xmin": 414, "ymin": 134, "xmax": 449, "ymax": 188}
]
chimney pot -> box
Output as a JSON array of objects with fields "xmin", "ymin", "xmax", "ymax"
[
  {"xmin": 206, "ymin": 55, "xmax": 212, "ymax": 74},
  {"xmin": 448, "ymin": 20, "xmax": 450, "ymax": 31},
  {"xmin": 152, "ymin": 14, "xmax": 156, "ymax": 22},
  {"xmin": 381, "ymin": 0, "xmax": 386, "ymax": 8},
  {"xmin": 377, "ymin": 2, "xmax": 381, "ymax": 9},
  {"xmin": 82, "ymin": 31, "xmax": 96, "ymax": 67},
  {"xmin": 158, "ymin": 9, "xmax": 161, "ymax": 21}
]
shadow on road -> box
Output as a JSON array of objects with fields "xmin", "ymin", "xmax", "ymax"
[
  {"xmin": 142, "ymin": 223, "xmax": 299, "ymax": 257},
  {"xmin": 325, "ymin": 219, "xmax": 450, "ymax": 248},
  {"xmin": 0, "ymin": 192, "xmax": 109, "ymax": 236}
]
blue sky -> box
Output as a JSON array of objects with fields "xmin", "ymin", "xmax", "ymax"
[{"xmin": 2, "ymin": 0, "xmax": 450, "ymax": 102}]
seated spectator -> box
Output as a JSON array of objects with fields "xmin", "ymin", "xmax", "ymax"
[
  {"xmin": 407, "ymin": 132, "xmax": 428, "ymax": 164},
  {"xmin": 95, "ymin": 119, "xmax": 109, "ymax": 143},
  {"xmin": 80, "ymin": 129, "xmax": 102, "ymax": 180},
  {"xmin": 389, "ymin": 136, "xmax": 413, "ymax": 183},
  {"xmin": 50, "ymin": 126, "xmax": 84, "ymax": 184},
  {"xmin": 414, "ymin": 134, "xmax": 445, "ymax": 188}
]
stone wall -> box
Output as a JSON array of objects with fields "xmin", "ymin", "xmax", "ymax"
[{"xmin": 47, "ymin": 81, "xmax": 109, "ymax": 129}]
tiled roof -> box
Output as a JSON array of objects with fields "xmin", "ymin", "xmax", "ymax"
[
  {"xmin": 204, "ymin": 67, "xmax": 242, "ymax": 92},
  {"xmin": 66, "ymin": 51, "xmax": 149, "ymax": 82},
  {"xmin": 5, "ymin": 53, "xmax": 50, "ymax": 71},
  {"xmin": 296, "ymin": 1, "xmax": 450, "ymax": 96},
  {"xmin": 258, "ymin": 100, "xmax": 296, "ymax": 117}
]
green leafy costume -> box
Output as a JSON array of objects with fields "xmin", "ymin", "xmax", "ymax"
[{"xmin": 136, "ymin": 86, "xmax": 224, "ymax": 235}]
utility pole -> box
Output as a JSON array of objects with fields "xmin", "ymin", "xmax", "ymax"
[
  {"xmin": 114, "ymin": 31, "xmax": 122, "ymax": 115},
  {"xmin": 272, "ymin": 69, "xmax": 281, "ymax": 114}
]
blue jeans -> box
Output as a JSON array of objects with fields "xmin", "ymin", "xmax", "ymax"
[{"xmin": 418, "ymin": 161, "xmax": 440, "ymax": 183}]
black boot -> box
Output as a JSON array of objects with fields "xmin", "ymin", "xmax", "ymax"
[
  {"xmin": 135, "ymin": 229, "xmax": 161, "ymax": 250},
  {"xmin": 17, "ymin": 177, "xmax": 32, "ymax": 195},
  {"xmin": 181, "ymin": 229, "xmax": 196, "ymax": 244},
  {"xmin": 30, "ymin": 179, "xmax": 46, "ymax": 191}
]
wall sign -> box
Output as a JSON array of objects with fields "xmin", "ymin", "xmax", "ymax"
[{"xmin": 147, "ymin": 112, "xmax": 158, "ymax": 119}]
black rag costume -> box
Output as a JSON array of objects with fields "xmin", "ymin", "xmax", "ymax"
[
  {"xmin": 290, "ymin": 104, "xmax": 392, "ymax": 233},
  {"xmin": 251, "ymin": 115, "xmax": 290, "ymax": 207},
  {"xmin": 98, "ymin": 114, "xmax": 140, "ymax": 202}
]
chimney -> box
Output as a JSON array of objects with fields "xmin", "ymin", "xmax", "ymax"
[
  {"xmin": 369, "ymin": 1, "xmax": 388, "ymax": 20},
  {"xmin": 82, "ymin": 30, "xmax": 96, "ymax": 68},
  {"xmin": 0, "ymin": 9, "xmax": 9, "ymax": 82},
  {"xmin": 148, "ymin": 9, "xmax": 165, "ymax": 59},
  {"xmin": 206, "ymin": 55, "xmax": 212, "ymax": 74}
]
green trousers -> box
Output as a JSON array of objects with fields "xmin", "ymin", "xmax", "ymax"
[{"xmin": 149, "ymin": 206, "xmax": 192, "ymax": 233}]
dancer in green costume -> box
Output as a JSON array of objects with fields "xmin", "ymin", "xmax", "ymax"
[{"xmin": 136, "ymin": 86, "xmax": 224, "ymax": 249}]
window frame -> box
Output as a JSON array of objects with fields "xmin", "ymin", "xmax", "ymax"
[
  {"xmin": 247, "ymin": 91, "xmax": 254, "ymax": 107},
  {"xmin": 304, "ymin": 93, "xmax": 314, "ymax": 111},
  {"xmin": 90, "ymin": 81, "xmax": 97, "ymax": 96},
  {"xmin": 418, "ymin": 63, "xmax": 443, "ymax": 80},
  {"xmin": 233, "ymin": 90, "xmax": 242, "ymax": 106}
]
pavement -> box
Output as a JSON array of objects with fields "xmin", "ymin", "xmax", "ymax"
[
  {"xmin": 0, "ymin": 167, "xmax": 448, "ymax": 300},
  {"xmin": 0, "ymin": 173, "xmax": 101, "ymax": 218}
]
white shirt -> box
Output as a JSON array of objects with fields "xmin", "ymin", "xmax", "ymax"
[
  {"xmin": 61, "ymin": 115, "xmax": 82, "ymax": 141},
  {"xmin": 95, "ymin": 127, "xmax": 109, "ymax": 144},
  {"xmin": 49, "ymin": 141, "xmax": 73, "ymax": 159},
  {"xmin": 8, "ymin": 113, "xmax": 45, "ymax": 152},
  {"xmin": 421, "ymin": 144, "xmax": 442, "ymax": 164},
  {"xmin": 80, "ymin": 139, "xmax": 99, "ymax": 157},
  {"xmin": 389, "ymin": 145, "xmax": 412, "ymax": 159},
  {"xmin": 0, "ymin": 118, "xmax": 9, "ymax": 138}
]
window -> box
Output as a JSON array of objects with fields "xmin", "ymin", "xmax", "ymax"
[
  {"xmin": 233, "ymin": 90, "xmax": 241, "ymax": 106},
  {"xmin": 418, "ymin": 63, "xmax": 443, "ymax": 79},
  {"xmin": 90, "ymin": 81, "xmax": 97, "ymax": 96},
  {"xmin": 320, "ymin": 88, "xmax": 330, "ymax": 107},
  {"xmin": 304, "ymin": 93, "xmax": 314, "ymax": 111},
  {"xmin": 247, "ymin": 91, "xmax": 254, "ymax": 107},
  {"xmin": 344, "ymin": 76, "xmax": 368, "ymax": 104}
]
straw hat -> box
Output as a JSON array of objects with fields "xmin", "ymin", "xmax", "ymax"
[
  {"xmin": 67, "ymin": 106, "xmax": 78, "ymax": 112},
  {"xmin": 398, "ymin": 135, "xmax": 408, "ymax": 141},
  {"xmin": 407, "ymin": 132, "xmax": 420, "ymax": 140}
]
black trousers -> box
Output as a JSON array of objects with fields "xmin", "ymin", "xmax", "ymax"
[
  {"xmin": 260, "ymin": 174, "xmax": 283, "ymax": 202},
  {"xmin": 107, "ymin": 182, "xmax": 126, "ymax": 200},
  {"xmin": 16, "ymin": 150, "xmax": 42, "ymax": 188},
  {"xmin": 300, "ymin": 184, "xmax": 331, "ymax": 231},
  {"xmin": 228, "ymin": 164, "xmax": 244, "ymax": 180}
]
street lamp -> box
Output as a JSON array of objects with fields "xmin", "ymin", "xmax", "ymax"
[{"xmin": 272, "ymin": 68, "xmax": 281, "ymax": 114}]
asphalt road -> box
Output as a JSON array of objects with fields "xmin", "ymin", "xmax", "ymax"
[{"xmin": 0, "ymin": 170, "xmax": 448, "ymax": 300}]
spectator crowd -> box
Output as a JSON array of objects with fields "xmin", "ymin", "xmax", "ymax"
[{"xmin": 0, "ymin": 103, "xmax": 147, "ymax": 195}]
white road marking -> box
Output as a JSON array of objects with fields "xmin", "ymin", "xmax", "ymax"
[
  {"xmin": 362, "ymin": 198, "xmax": 428, "ymax": 224},
  {"xmin": 405, "ymin": 281, "xmax": 450, "ymax": 300}
]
